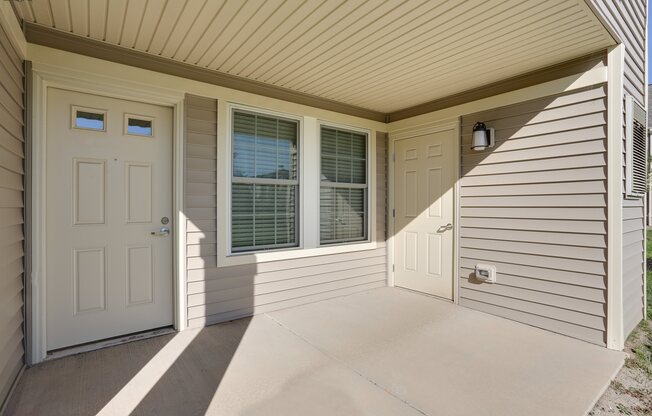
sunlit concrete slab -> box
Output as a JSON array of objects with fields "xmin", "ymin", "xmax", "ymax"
[
  {"xmin": 6, "ymin": 315, "xmax": 422, "ymax": 416},
  {"xmin": 268, "ymin": 287, "xmax": 625, "ymax": 416},
  {"xmin": 7, "ymin": 287, "xmax": 623, "ymax": 416}
]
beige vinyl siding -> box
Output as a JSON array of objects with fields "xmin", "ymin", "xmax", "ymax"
[
  {"xmin": 185, "ymin": 94, "xmax": 218, "ymax": 273},
  {"xmin": 459, "ymin": 84, "xmax": 608, "ymax": 346},
  {"xmin": 621, "ymin": 94, "xmax": 645, "ymax": 338},
  {"xmin": 0, "ymin": 22, "xmax": 24, "ymax": 409},
  {"xmin": 589, "ymin": 0, "xmax": 646, "ymax": 103},
  {"xmin": 184, "ymin": 94, "xmax": 387, "ymax": 327},
  {"xmin": 623, "ymin": 197, "xmax": 645, "ymax": 336},
  {"xmin": 590, "ymin": 0, "xmax": 647, "ymax": 338}
]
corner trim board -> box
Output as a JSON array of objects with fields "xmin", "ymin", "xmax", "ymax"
[
  {"xmin": 606, "ymin": 44, "xmax": 625, "ymax": 350},
  {"xmin": 23, "ymin": 60, "xmax": 33, "ymax": 365}
]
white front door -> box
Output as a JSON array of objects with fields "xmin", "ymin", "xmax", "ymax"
[
  {"xmin": 394, "ymin": 129, "xmax": 455, "ymax": 299},
  {"xmin": 46, "ymin": 88, "xmax": 174, "ymax": 350}
]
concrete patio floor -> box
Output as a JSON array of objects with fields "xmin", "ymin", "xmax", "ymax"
[{"xmin": 6, "ymin": 287, "xmax": 624, "ymax": 416}]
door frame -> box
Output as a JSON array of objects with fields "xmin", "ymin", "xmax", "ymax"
[
  {"xmin": 28, "ymin": 62, "xmax": 186, "ymax": 364},
  {"xmin": 387, "ymin": 119, "xmax": 461, "ymax": 303}
]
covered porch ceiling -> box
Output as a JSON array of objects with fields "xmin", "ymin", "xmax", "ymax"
[{"xmin": 13, "ymin": 0, "xmax": 615, "ymax": 118}]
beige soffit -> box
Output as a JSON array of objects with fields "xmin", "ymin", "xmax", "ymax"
[
  {"xmin": 16, "ymin": 0, "xmax": 614, "ymax": 115},
  {"xmin": 388, "ymin": 52, "xmax": 608, "ymax": 121},
  {"xmin": 24, "ymin": 23, "xmax": 385, "ymax": 122},
  {"xmin": 25, "ymin": 23, "xmax": 610, "ymax": 124}
]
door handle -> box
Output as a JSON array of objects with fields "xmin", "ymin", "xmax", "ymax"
[
  {"xmin": 151, "ymin": 227, "xmax": 170, "ymax": 236},
  {"xmin": 437, "ymin": 223, "xmax": 453, "ymax": 232}
]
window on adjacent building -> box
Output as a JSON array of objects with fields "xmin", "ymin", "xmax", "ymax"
[
  {"xmin": 320, "ymin": 126, "xmax": 368, "ymax": 244},
  {"xmin": 231, "ymin": 110, "xmax": 299, "ymax": 252}
]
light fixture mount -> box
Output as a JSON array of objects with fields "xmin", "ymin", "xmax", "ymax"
[{"xmin": 471, "ymin": 122, "xmax": 495, "ymax": 151}]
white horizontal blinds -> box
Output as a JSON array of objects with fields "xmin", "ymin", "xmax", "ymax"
[
  {"xmin": 320, "ymin": 126, "xmax": 368, "ymax": 244},
  {"xmin": 232, "ymin": 111, "xmax": 299, "ymax": 252},
  {"xmin": 626, "ymin": 96, "xmax": 647, "ymax": 197}
]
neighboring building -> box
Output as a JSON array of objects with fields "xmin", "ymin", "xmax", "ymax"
[{"xmin": 0, "ymin": 0, "xmax": 648, "ymax": 410}]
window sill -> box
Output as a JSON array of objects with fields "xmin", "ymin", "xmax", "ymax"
[{"xmin": 218, "ymin": 240, "xmax": 378, "ymax": 267}]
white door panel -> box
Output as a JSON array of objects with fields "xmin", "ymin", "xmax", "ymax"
[
  {"xmin": 46, "ymin": 88, "xmax": 173, "ymax": 350},
  {"xmin": 394, "ymin": 130, "xmax": 455, "ymax": 299}
]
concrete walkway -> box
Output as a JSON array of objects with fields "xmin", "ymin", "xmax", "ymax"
[{"xmin": 6, "ymin": 287, "xmax": 624, "ymax": 416}]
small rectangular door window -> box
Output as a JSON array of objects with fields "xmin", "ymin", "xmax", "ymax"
[
  {"xmin": 125, "ymin": 114, "xmax": 155, "ymax": 137},
  {"xmin": 72, "ymin": 106, "xmax": 107, "ymax": 131}
]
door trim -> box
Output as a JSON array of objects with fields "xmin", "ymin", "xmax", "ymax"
[
  {"xmin": 387, "ymin": 119, "xmax": 461, "ymax": 304},
  {"xmin": 29, "ymin": 62, "xmax": 186, "ymax": 364}
]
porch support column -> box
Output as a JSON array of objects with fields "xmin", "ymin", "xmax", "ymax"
[{"xmin": 606, "ymin": 44, "xmax": 625, "ymax": 351}]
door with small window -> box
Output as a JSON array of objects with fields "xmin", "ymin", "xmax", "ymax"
[{"xmin": 45, "ymin": 88, "xmax": 173, "ymax": 350}]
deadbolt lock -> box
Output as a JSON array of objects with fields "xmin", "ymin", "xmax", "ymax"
[{"xmin": 161, "ymin": 217, "xmax": 169, "ymax": 225}]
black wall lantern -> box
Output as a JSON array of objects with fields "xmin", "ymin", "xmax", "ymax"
[{"xmin": 471, "ymin": 122, "xmax": 494, "ymax": 151}]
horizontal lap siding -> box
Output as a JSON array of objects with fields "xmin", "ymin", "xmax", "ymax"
[
  {"xmin": 459, "ymin": 84, "xmax": 608, "ymax": 346},
  {"xmin": 589, "ymin": 0, "xmax": 645, "ymax": 104},
  {"xmin": 623, "ymin": 198, "xmax": 645, "ymax": 336},
  {"xmin": 184, "ymin": 96, "xmax": 387, "ymax": 327},
  {"xmin": 590, "ymin": 0, "xmax": 647, "ymax": 337},
  {"xmin": 185, "ymin": 94, "xmax": 218, "ymax": 279},
  {"xmin": 0, "ymin": 23, "xmax": 24, "ymax": 409}
]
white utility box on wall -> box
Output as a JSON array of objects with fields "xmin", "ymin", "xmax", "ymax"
[{"xmin": 474, "ymin": 264, "xmax": 497, "ymax": 283}]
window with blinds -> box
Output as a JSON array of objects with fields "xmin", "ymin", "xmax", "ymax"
[
  {"xmin": 231, "ymin": 110, "xmax": 299, "ymax": 252},
  {"xmin": 626, "ymin": 95, "xmax": 647, "ymax": 198},
  {"xmin": 320, "ymin": 126, "xmax": 368, "ymax": 244}
]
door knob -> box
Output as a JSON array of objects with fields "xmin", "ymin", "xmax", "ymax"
[
  {"xmin": 437, "ymin": 223, "xmax": 453, "ymax": 232},
  {"xmin": 151, "ymin": 227, "xmax": 170, "ymax": 236}
]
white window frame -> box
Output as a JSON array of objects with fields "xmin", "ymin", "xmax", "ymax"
[
  {"xmin": 217, "ymin": 102, "xmax": 377, "ymax": 267},
  {"xmin": 318, "ymin": 121, "xmax": 372, "ymax": 247},
  {"xmin": 229, "ymin": 107, "xmax": 302, "ymax": 253}
]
